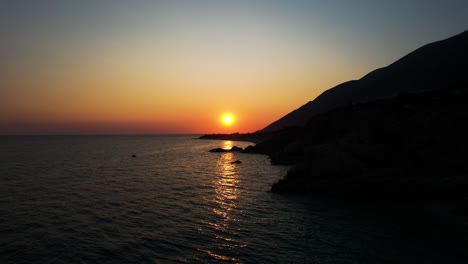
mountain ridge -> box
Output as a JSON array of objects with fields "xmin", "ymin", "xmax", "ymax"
[{"xmin": 260, "ymin": 31, "xmax": 468, "ymax": 133}]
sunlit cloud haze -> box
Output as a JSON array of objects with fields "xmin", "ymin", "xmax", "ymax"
[{"xmin": 1, "ymin": 0, "xmax": 467, "ymax": 134}]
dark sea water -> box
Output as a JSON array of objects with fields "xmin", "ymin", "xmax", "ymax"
[{"xmin": 1, "ymin": 135, "xmax": 467, "ymax": 263}]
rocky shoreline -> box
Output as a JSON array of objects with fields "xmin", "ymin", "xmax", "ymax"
[{"xmin": 269, "ymin": 89, "xmax": 468, "ymax": 200}]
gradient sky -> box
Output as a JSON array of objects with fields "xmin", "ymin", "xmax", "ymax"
[{"xmin": 1, "ymin": 0, "xmax": 467, "ymax": 134}]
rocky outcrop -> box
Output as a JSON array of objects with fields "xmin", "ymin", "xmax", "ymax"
[
  {"xmin": 209, "ymin": 146, "xmax": 243, "ymax": 152},
  {"xmin": 266, "ymin": 88, "xmax": 468, "ymax": 200}
]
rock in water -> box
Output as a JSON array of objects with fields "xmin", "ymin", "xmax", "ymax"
[
  {"xmin": 209, "ymin": 146, "xmax": 244, "ymax": 152},
  {"xmin": 230, "ymin": 146, "xmax": 243, "ymax": 151}
]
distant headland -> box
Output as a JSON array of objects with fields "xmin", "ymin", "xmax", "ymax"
[{"xmin": 199, "ymin": 132, "xmax": 271, "ymax": 144}]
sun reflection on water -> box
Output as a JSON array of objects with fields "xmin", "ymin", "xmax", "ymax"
[
  {"xmin": 214, "ymin": 152, "xmax": 240, "ymax": 218},
  {"xmin": 223, "ymin": 140, "xmax": 233, "ymax": 150},
  {"xmin": 198, "ymin": 151, "xmax": 245, "ymax": 261}
]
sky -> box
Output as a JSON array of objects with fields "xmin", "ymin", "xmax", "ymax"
[{"xmin": 1, "ymin": 0, "xmax": 467, "ymax": 135}]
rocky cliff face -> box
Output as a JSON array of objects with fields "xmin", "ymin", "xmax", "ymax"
[{"xmin": 262, "ymin": 88, "xmax": 468, "ymax": 199}]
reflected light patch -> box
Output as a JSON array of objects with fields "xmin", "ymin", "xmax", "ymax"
[{"xmin": 223, "ymin": 141, "xmax": 233, "ymax": 150}]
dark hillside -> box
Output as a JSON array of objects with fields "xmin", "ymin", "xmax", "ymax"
[
  {"xmin": 267, "ymin": 87, "xmax": 468, "ymax": 200},
  {"xmin": 260, "ymin": 31, "xmax": 468, "ymax": 132}
]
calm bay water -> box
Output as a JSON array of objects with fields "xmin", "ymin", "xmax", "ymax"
[{"xmin": 1, "ymin": 135, "xmax": 467, "ymax": 263}]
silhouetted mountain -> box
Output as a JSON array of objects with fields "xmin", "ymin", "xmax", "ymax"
[
  {"xmin": 260, "ymin": 31, "xmax": 468, "ymax": 132},
  {"xmin": 268, "ymin": 88, "xmax": 468, "ymax": 199}
]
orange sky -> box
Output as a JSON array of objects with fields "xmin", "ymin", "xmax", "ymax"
[{"xmin": 1, "ymin": 1, "xmax": 467, "ymax": 134}]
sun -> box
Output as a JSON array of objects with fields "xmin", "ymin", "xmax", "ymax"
[{"xmin": 220, "ymin": 113, "xmax": 235, "ymax": 127}]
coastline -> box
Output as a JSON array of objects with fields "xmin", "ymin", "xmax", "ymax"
[{"xmin": 198, "ymin": 132, "xmax": 271, "ymax": 144}]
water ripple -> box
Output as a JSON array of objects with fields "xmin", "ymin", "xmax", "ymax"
[{"xmin": 2, "ymin": 136, "xmax": 467, "ymax": 263}]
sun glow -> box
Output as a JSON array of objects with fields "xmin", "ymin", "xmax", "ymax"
[{"xmin": 221, "ymin": 113, "xmax": 235, "ymax": 127}]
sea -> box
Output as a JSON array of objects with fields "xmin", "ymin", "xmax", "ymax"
[{"xmin": 1, "ymin": 135, "xmax": 467, "ymax": 263}]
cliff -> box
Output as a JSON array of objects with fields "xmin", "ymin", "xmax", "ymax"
[{"xmin": 244, "ymin": 87, "xmax": 466, "ymax": 202}]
